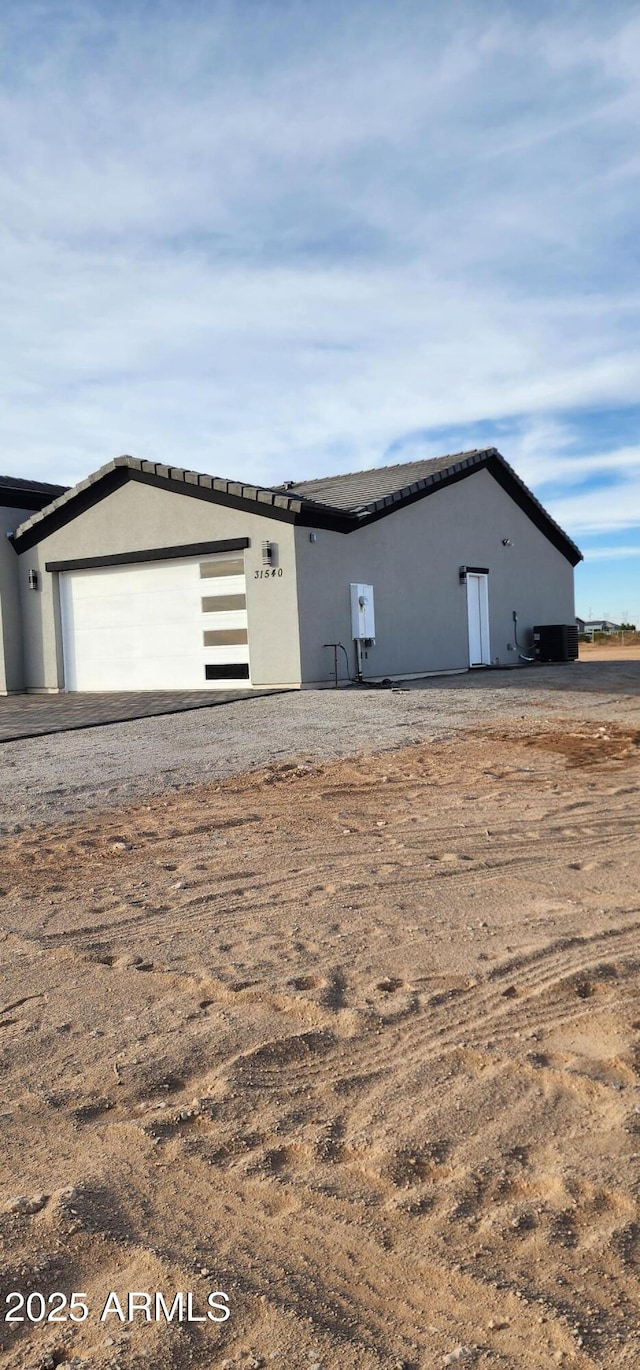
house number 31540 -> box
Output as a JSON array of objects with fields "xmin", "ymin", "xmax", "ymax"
[{"xmin": 254, "ymin": 569, "xmax": 283, "ymax": 578}]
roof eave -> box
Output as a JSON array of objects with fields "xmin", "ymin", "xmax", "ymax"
[
  {"xmin": 10, "ymin": 446, "xmax": 583, "ymax": 568},
  {"xmin": 11, "ymin": 457, "xmax": 312, "ymax": 549}
]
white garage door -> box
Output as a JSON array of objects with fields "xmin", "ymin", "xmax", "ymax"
[{"xmin": 60, "ymin": 553, "xmax": 250, "ymax": 691}]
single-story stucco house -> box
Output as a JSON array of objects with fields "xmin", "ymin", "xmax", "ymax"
[{"xmin": 1, "ymin": 447, "xmax": 582, "ymax": 693}]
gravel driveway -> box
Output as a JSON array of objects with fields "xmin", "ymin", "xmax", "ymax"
[{"xmin": 2, "ymin": 660, "xmax": 639, "ymax": 833}]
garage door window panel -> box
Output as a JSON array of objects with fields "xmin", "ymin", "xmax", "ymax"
[
  {"xmin": 200, "ymin": 558, "xmax": 244, "ymax": 579},
  {"xmin": 203, "ymin": 628, "xmax": 248, "ymax": 646},
  {"xmin": 205, "ymin": 663, "xmax": 250, "ymax": 680},
  {"xmin": 201, "ymin": 594, "xmax": 246, "ymax": 613}
]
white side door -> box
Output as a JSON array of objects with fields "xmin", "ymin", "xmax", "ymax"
[{"xmin": 466, "ymin": 572, "xmax": 491, "ymax": 667}]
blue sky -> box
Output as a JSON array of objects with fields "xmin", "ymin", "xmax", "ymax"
[{"xmin": 1, "ymin": 0, "xmax": 639, "ymax": 622}]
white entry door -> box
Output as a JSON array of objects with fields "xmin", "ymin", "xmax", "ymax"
[
  {"xmin": 466, "ymin": 572, "xmax": 491, "ymax": 667},
  {"xmin": 60, "ymin": 552, "xmax": 250, "ymax": 690}
]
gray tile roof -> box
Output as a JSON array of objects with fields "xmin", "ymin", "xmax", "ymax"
[
  {"xmin": 0, "ymin": 474, "xmax": 68, "ymax": 497},
  {"xmin": 276, "ymin": 447, "xmax": 583, "ymax": 563},
  {"xmin": 275, "ymin": 449, "xmax": 495, "ymax": 511}
]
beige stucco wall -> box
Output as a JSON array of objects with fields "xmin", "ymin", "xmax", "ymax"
[
  {"xmin": 18, "ymin": 479, "xmax": 302, "ymax": 690},
  {"xmin": 0, "ymin": 505, "xmax": 34, "ymax": 692},
  {"xmin": 294, "ymin": 468, "xmax": 576, "ymax": 684}
]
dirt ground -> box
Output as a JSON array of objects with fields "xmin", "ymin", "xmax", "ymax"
[
  {"xmin": 1, "ymin": 715, "xmax": 639, "ymax": 1370},
  {"xmin": 578, "ymin": 641, "xmax": 640, "ymax": 662}
]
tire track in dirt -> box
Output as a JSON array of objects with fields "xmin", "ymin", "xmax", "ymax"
[{"xmin": 1, "ymin": 728, "xmax": 639, "ymax": 1368}]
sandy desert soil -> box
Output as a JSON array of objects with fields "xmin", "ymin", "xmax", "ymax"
[
  {"xmin": 578, "ymin": 642, "xmax": 640, "ymax": 662},
  {"xmin": 0, "ymin": 717, "xmax": 639, "ymax": 1370}
]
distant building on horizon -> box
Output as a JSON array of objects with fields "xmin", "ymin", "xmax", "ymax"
[{"xmin": 577, "ymin": 618, "xmax": 623, "ymax": 634}]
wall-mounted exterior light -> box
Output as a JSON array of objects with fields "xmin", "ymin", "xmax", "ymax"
[{"xmin": 28, "ymin": 569, "xmax": 39, "ymax": 590}]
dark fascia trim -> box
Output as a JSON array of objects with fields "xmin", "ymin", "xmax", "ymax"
[
  {"xmin": 134, "ymin": 469, "xmax": 363, "ymax": 532},
  {"xmin": 294, "ymin": 461, "xmax": 488, "ymax": 532},
  {"xmin": 46, "ymin": 537, "xmax": 250, "ymax": 574},
  {"xmin": 483, "ymin": 454, "xmax": 582, "ymax": 566},
  {"xmin": 293, "ymin": 459, "xmax": 486, "ymax": 532},
  {"xmin": 13, "ymin": 466, "xmax": 131, "ymax": 553},
  {"xmin": 1, "ymin": 489, "xmax": 66, "ymax": 513},
  {"xmin": 462, "ymin": 566, "xmax": 490, "ymax": 574},
  {"xmin": 132, "ymin": 468, "xmax": 302, "ymax": 523},
  {"xmin": 299, "ymin": 454, "xmax": 581, "ymax": 565},
  {"xmin": 13, "ymin": 451, "xmax": 582, "ymax": 567},
  {"xmin": 13, "ymin": 466, "xmax": 312, "ymax": 553}
]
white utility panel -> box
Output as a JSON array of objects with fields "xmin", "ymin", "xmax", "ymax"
[{"xmin": 350, "ymin": 583, "xmax": 375, "ymax": 640}]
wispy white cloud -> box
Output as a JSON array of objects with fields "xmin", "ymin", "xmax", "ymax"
[
  {"xmin": 0, "ymin": 0, "xmax": 639, "ymax": 543},
  {"xmin": 493, "ymin": 423, "xmax": 640, "ymax": 531},
  {"xmin": 583, "ymin": 545, "xmax": 640, "ymax": 560},
  {"xmin": 547, "ymin": 477, "xmax": 640, "ymax": 535}
]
